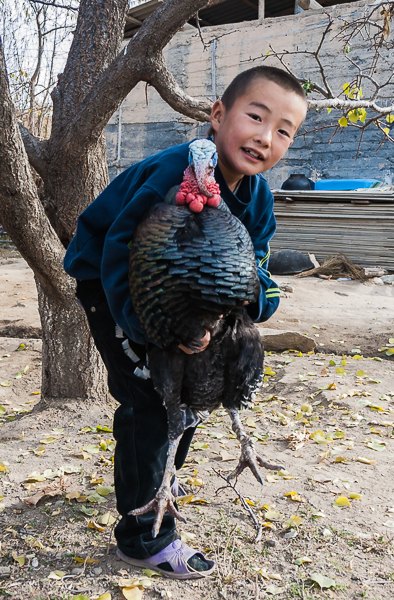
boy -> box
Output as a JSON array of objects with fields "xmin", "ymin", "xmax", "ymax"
[{"xmin": 64, "ymin": 65, "xmax": 307, "ymax": 579}]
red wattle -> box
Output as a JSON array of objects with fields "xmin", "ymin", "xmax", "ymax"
[
  {"xmin": 207, "ymin": 194, "xmax": 221, "ymax": 207},
  {"xmin": 176, "ymin": 166, "xmax": 221, "ymax": 212},
  {"xmin": 189, "ymin": 199, "xmax": 204, "ymax": 213},
  {"xmin": 175, "ymin": 191, "xmax": 186, "ymax": 205}
]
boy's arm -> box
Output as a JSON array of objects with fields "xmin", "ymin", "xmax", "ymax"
[
  {"xmin": 101, "ymin": 184, "xmax": 164, "ymax": 344},
  {"xmin": 245, "ymin": 191, "xmax": 280, "ymax": 323}
]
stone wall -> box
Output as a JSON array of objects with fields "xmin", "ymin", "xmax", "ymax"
[{"xmin": 106, "ymin": 0, "xmax": 394, "ymax": 188}]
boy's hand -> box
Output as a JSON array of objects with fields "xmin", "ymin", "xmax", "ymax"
[{"xmin": 178, "ymin": 330, "xmax": 211, "ymax": 354}]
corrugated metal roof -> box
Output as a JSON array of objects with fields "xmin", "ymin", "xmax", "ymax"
[
  {"xmin": 273, "ymin": 189, "xmax": 394, "ymax": 204},
  {"xmin": 271, "ymin": 192, "xmax": 394, "ymax": 269},
  {"xmin": 125, "ymin": 0, "xmax": 362, "ymax": 36}
]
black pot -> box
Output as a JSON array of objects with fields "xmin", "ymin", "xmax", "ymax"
[{"xmin": 281, "ymin": 173, "xmax": 313, "ymax": 191}]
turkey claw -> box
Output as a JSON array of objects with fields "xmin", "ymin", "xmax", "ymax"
[
  {"xmin": 129, "ymin": 488, "xmax": 186, "ymax": 539},
  {"xmin": 227, "ymin": 439, "xmax": 284, "ymax": 485}
]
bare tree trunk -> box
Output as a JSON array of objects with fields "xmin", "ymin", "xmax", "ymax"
[
  {"xmin": 0, "ymin": 35, "xmax": 107, "ymax": 403},
  {"xmin": 36, "ymin": 279, "xmax": 107, "ymax": 400},
  {"xmin": 44, "ymin": 134, "xmax": 110, "ymax": 246}
]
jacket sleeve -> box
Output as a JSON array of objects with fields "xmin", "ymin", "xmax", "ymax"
[
  {"xmin": 246, "ymin": 190, "xmax": 280, "ymax": 323},
  {"xmin": 100, "ymin": 184, "xmax": 164, "ymax": 345}
]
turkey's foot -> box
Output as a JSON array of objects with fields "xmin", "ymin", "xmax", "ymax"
[
  {"xmin": 131, "ymin": 481, "xmax": 186, "ymax": 539},
  {"xmin": 128, "ymin": 435, "xmax": 185, "ymax": 538},
  {"xmin": 227, "ymin": 408, "xmax": 284, "ymax": 485}
]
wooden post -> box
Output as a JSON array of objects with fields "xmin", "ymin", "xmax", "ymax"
[{"xmin": 258, "ymin": 0, "xmax": 264, "ymax": 20}]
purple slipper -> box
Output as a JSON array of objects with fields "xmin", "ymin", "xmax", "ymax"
[
  {"xmin": 170, "ymin": 477, "xmax": 186, "ymax": 498},
  {"xmin": 116, "ymin": 540, "xmax": 215, "ymax": 579}
]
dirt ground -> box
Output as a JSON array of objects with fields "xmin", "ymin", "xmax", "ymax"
[{"xmin": 1, "ymin": 255, "xmax": 394, "ymax": 600}]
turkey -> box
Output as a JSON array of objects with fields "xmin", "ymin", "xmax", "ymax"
[{"xmin": 128, "ymin": 139, "xmax": 283, "ymax": 537}]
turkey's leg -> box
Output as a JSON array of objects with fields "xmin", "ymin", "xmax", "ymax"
[
  {"xmin": 226, "ymin": 408, "xmax": 284, "ymax": 484},
  {"xmin": 129, "ymin": 433, "xmax": 186, "ymax": 538}
]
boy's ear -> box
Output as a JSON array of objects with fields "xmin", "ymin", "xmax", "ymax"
[{"xmin": 210, "ymin": 100, "xmax": 225, "ymax": 132}]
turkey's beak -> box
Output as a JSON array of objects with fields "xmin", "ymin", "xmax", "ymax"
[{"xmin": 194, "ymin": 158, "xmax": 214, "ymax": 197}]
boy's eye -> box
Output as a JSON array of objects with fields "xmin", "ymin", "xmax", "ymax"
[
  {"xmin": 279, "ymin": 129, "xmax": 290, "ymax": 138},
  {"xmin": 248, "ymin": 113, "xmax": 262, "ymax": 122}
]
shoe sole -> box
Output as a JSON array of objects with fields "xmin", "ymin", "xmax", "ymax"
[{"xmin": 116, "ymin": 548, "xmax": 215, "ymax": 580}]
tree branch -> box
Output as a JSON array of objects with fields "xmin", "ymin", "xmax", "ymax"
[
  {"xmin": 53, "ymin": 0, "xmax": 213, "ymax": 151},
  {"xmin": 0, "ymin": 38, "xmax": 70, "ymax": 300},
  {"xmin": 18, "ymin": 122, "xmax": 49, "ymax": 178},
  {"xmin": 52, "ymin": 0, "xmax": 128, "ymax": 132},
  {"xmin": 308, "ymin": 98, "xmax": 394, "ymax": 113},
  {"xmin": 143, "ymin": 54, "xmax": 212, "ymax": 122},
  {"xmin": 28, "ymin": 0, "xmax": 79, "ymax": 11}
]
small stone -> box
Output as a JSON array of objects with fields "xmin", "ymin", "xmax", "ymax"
[
  {"xmin": 92, "ymin": 567, "xmax": 102, "ymax": 575},
  {"xmin": 265, "ymin": 539, "xmax": 278, "ymax": 547},
  {"xmin": 279, "ymin": 284, "xmax": 295, "ymax": 293},
  {"xmin": 257, "ymin": 328, "xmax": 316, "ymax": 352},
  {"xmin": 283, "ymin": 530, "xmax": 298, "ymax": 539},
  {"xmin": 372, "ymin": 277, "xmax": 384, "ymax": 286},
  {"xmin": 71, "ymin": 568, "xmax": 84, "ymax": 575},
  {"xmin": 381, "ymin": 274, "xmax": 394, "ymax": 285},
  {"xmin": 31, "ymin": 558, "xmax": 39, "ymax": 568},
  {"xmin": 0, "ymin": 567, "xmax": 11, "ymax": 578}
]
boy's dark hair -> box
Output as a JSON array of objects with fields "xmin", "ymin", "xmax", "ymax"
[
  {"xmin": 207, "ymin": 66, "xmax": 306, "ymax": 136},
  {"xmin": 221, "ymin": 65, "xmax": 306, "ymax": 110}
]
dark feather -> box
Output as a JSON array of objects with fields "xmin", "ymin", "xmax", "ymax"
[{"xmin": 129, "ymin": 201, "xmax": 264, "ymax": 423}]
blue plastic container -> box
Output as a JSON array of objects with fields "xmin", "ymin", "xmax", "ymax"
[{"xmin": 314, "ymin": 179, "xmax": 381, "ymax": 191}]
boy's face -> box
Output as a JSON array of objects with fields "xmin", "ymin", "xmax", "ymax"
[{"xmin": 210, "ymin": 79, "xmax": 307, "ymax": 189}]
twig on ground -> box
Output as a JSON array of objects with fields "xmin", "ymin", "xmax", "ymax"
[
  {"xmin": 255, "ymin": 573, "xmax": 260, "ymax": 599},
  {"xmin": 106, "ymin": 515, "xmax": 119, "ymax": 555},
  {"xmin": 61, "ymin": 554, "xmax": 89, "ymax": 580},
  {"xmin": 213, "ymin": 468, "xmax": 263, "ymax": 542}
]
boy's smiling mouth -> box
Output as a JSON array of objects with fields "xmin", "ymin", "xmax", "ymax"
[{"xmin": 242, "ymin": 147, "xmax": 264, "ymax": 161}]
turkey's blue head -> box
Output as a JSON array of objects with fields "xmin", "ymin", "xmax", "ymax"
[
  {"xmin": 175, "ymin": 139, "xmax": 221, "ymax": 213},
  {"xmin": 188, "ymin": 139, "xmax": 218, "ymax": 195}
]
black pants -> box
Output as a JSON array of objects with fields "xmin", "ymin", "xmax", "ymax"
[{"xmin": 76, "ymin": 279, "xmax": 196, "ymax": 559}]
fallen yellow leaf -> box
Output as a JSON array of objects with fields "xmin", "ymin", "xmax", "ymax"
[
  {"xmin": 97, "ymin": 511, "xmax": 117, "ymax": 526},
  {"xmin": 264, "ymin": 510, "xmax": 283, "ymax": 521},
  {"xmin": 333, "ymin": 496, "xmax": 351, "ymax": 508},
  {"xmin": 12, "ymin": 553, "xmax": 25, "ymax": 566},
  {"xmin": 284, "ymin": 515, "xmax": 303, "ymax": 528},
  {"xmin": 121, "ymin": 588, "xmax": 143, "ymax": 600},
  {"xmin": 65, "ymin": 491, "xmax": 81, "ymax": 501},
  {"xmin": 285, "ymin": 491, "xmax": 306, "ymax": 503},
  {"xmin": 261, "ymin": 522, "xmax": 275, "ymax": 529},
  {"xmin": 357, "ymin": 457, "xmax": 376, "ymax": 465},
  {"xmin": 310, "ymin": 430, "xmax": 333, "ymax": 444},
  {"xmin": 87, "ymin": 519, "xmax": 105, "ymax": 532},
  {"xmin": 48, "ymin": 570, "xmax": 66, "ymax": 579}
]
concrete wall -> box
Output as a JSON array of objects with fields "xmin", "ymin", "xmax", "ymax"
[{"xmin": 106, "ymin": 0, "xmax": 394, "ymax": 188}]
